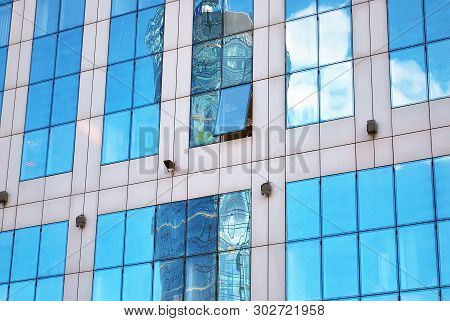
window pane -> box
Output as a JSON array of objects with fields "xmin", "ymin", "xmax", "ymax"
[
  {"xmin": 139, "ymin": 0, "xmax": 165, "ymax": 10},
  {"xmin": 398, "ymin": 223, "xmax": 438, "ymax": 290},
  {"xmin": 101, "ymin": 111, "xmax": 131, "ymax": 165},
  {"xmin": 108, "ymin": 13, "xmax": 136, "ymax": 64},
  {"xmin": 360, "ymin": 229, "xmax": 397, "ymax": 295},
  {"xmin": 25, "ymin": 81, "xmax": 53, "ymax": 131},
  {"xmin": 0, "ymin": 46, "xmax": 7, "ymax": 89},
  {"xmin": 319, "ymin": 61, "xmax": 354, "ymax": 122},
  {"xmin": 438, "ymin": 221, "xmax": 450, "ymax": 286},
  {"xmin": 358, "ymin": 166, "xmax": 395, "ymax": 230},
  {"xmin": 218, "ymin": 249, "xmax": 250, "ymax": 301},
  {"xmin": 55, "ymin": 27, "xmax": 83, "ymax": 77},
  {"xmin": 153, "ymin": 259, "xmax": 184, "ymax": 301},
  {"xmin": 425, "ymin": 0, "xmax": 450, "ymax": 42},
  {"xmin": 286, "ymin": 69, "xmax": 319, "ymax": 128},
  {"xmin": 218, "ymin": 190, "xmax": 251, "ymax": 252},
  {"xmin": 401, "ymin": 289, "xmax": 440, "ymax": 301},
  {"xmin": 319, "ymin": 7, "xmax": 352, "ymax": 66},
  {"xmin": 136, "ymin": 6, "xmax": 165, "ymax": 58},
  {"xmin": 125, "ymin": 207, "xmax": 155, "ymax": 265},
  {"xmin": 95, "ymin": 212, "xmax": 125, "ymax": 270},
  {"xmin": 0, "ymin": 231, "xmax": 13, "ymax": 284},
  {"xmin": 134, "ymin": 54, "xmax": 162, "ymax": 107},
  {"xmin": 59, "ymin": 0, "xmax": 85, "ymax": 31},
  {"xmin": 105, "ymin": 61, "xmax": 134, "ymax": 113},
  {"xmin": 8, "ymin": 280, "xmax": 35, "ymax": 301},
  {"xmin": 286, "ymin": 178, "xmax": 320, "ymax": 241},
  {"xmin": 35, "ymin": 276, "xmax": 64, "ymax": 301},
  {"xmin": 361, "ymin": 294, "xmax": 398, "ymax": 301},
  {"xmin": 193, "ymin": 0, "xmax": 223, "ymax": 44},
  {"xmin": 190, "ymin": 91, "xmax": 220, "ymax": 147},
  {"xmin": 223, "ymin": 0, "xmax": 253, "ymax": 36},
  {"xmin": 0, "ymin": 284, "xmax": 7, "ymax": 301},
  {"xmin": 111, "ymin": 0, "xmax": 137, "ymax": 17},
  {"xmin": 322, "ymin": 172, "xmax": 356, "ymax": 236},
  {"xmin": 11, "ymin": 226, "xmax": 40, "ymax": 282},
  {"xmin": 186, "ymin": 195, "xmax": 218, "ymax": 256},
  {"xmin": 390, "ymin": 46, "xmax": 428, "ymax": 107},
  {"xmin": 443, "ymin": 288, "xmax": 450, "ymax": 301},
  {"xmin": 130, "ymin": 105, "xmax": 160, "ymax": 159},
  {"xmin": 191, "ymin": 39, "xmax": 222, "ymax": 95},
  {"xmin": 427, "ymin": 39, "xmax": 450, "ymax": 100},
  {"xmin": 92, "ymin": 268, "xmax": 122, "ymax": 301},
  {"xmin": 286, "ymin": 240, "xmax": 321, "ymax": 300},
  {"xmin": 388, "ymin": 0, "xmax": 424, "ymax": 50},
  {"xmin": 185, "ymin": 254, "xmax": 217, "ymax": 301},
  {"xmin": 38, "ymin": 222, "xmax": 68, "ymax": 278},
  {"xmin": 123, "ymin": 264, "xmax": 153, "ymax": 301},
  {"xmin": 285, "ymin": 0, "xmax": 316, "ymax": 21},
  {"xmin": 434, "ymin": 156, "xmax": 450, "ymax": 219},
  {"xmin": 0, "ymin": 3, "xmax": 11, "ymax": 47},
  {"xmin": 318, "ymin": 0, "xmax": 350, "ymax": 13},
  {"xmin": 47, "ymin": 123, "xmax": 76, "ymax": 176},
  {"xmin": 286, "ymin": 16, "xmax": 318, "ymax": 74},
  {"xmin": 21, "ymin": 129, "xmax": 49, "ymax": 181},
  {"xmin": 30, "ymin": 34, "xmax": 57, "ymax": 84},
  {"xmin": 34, "ymin": 0, "xmax": 60, "ymax": 37},
  {"xmin": 222, "ymin": 32, "xmax": 252, "ymax": 88},
  {"xmin": 322, "ymin": 234, "xmax": 358, "ymax": 299},
  {"xmin": 155, "ymin": 202, "xmax": 186, "ymax": 261},
  {"xmin": 395, "ymin": 160, "xmax": 434, "ymax": 225},
  {"xmin": 214, "ymin": 84, "xmax": 251, "ymax": 136},
  {"xmin": 51, "ymin": 75, "xmax": 79, "ymax": 126}
]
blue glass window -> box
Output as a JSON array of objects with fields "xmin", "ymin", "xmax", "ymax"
[
  {"xmin": 30, "ymin": 34, "xmax": 57, "ymax": 84},
  {"xmin": 55, "ymin": 27, "xmax": 83, "ymax": 77},
  {"xmin": 21, "ymin": 129, "xmax": 49, "ymax": 181},
  {"xmin": 427, "ymin": 39, "xmax": 450, "ymax": 100},
  {"xmin": 193, "ymin": 0, "xmax": 223, "ymax": 43},
  {"xmin": 155, "ymin": 202, "xmax": 186, "ymax": 261},
  {"xmin": 111, "ymin": 0, "xmax": 137, "ymax": 17},
  {"xmin": 47, "ymin": 123, "xmax": 76, "ymax": 176},
  {"xmin": 11, "ymin": 226, "xmax": 41, "ymax": 282},
  {"xmin": 360, "ymin": 229, "xmax": 398, "ymax": 295},
  {"xmin": 51, "ymin": 75, "xmax": 79, "ymax": 126},
  {"xmin": 214, "ymin": 84, "xmax": 251, "ymax": 136},
  {"xmin": 0, "ymin": 284, "xmax": 7, "ymax": 301},
  {"xmin": 125, "ymin": 207, "xmax": 155, "ymax": 265},
  {"xmin": 190, "ymin": 91, "xmax": 220, "ymax": 147},
  {"xmin": 438, "ymin": 221, "xmax": 450, "ymax": 286},
  {"xmin": 361, "ymin": 294, "xmax": 398, "ymax": 301},
  {"xmin": 38, "ymin": 222, "xmax": 68, "ymax": 278},
  {"xmin": 286, "ymin": 16, "xmax": 318, "ymax": 74},
  {"xmin": 95, "ymin": 212, "xmax": 126, "ymax": 270},
  {"xmin": 34, "ymin": 0, "xmax": 60, "ymax": 37},
  {"xmin": 222, "ymin": 32, "xmax": 253, "ymax": 88},
  {"xmin": 318, "ymin": 0, "xmax": 350, "ymax": 13},
  {"xmin": 123, "ymin": 264, "xmax": 153, "ymax": 301},
  {"xmin": 105, "ymin": 61, "xmax": 134, "ymax": 113},
  {"xmin": 108, "ymin": 14, "xmax": 137, "ymax": 65},
  {"xmin": 92, "ymin": 268, "xmax": 122, "ymax": 301},
  {"xmin": 388, "ymin": 0, "xmax": 424, "ymax": 50},
  {"xmin": 435, "ymin": 156, "xmax": 450, "ymax": 219},
  {"xmin": 223, "ymin": 0, "xmax": 253, "ymax": 36},
  {"xmin": 186, "ymin": 196, "xmax": 218, "ymax": 256},
  {"xmin": 395, "ymin": 160, "xmax": 435, "ymax": 225},
  {"xmin": 191, "ymin": 39, "xmax": 222, "ymax": 95},
  {"xmin": 35, "ymin": 276, "xmax": 64, "ymax": 301},
  {"xmin": 358, "ymin": 166, "xmax": 396, "ymax": 230},
  {"xmin": 398, "ymin": 223, "xmax": 438, "ymax": 290},
  {"xmin": 286, "ymin": 240, "xmax": 321, "ymax": 301},
  {"xmin": 286, "ymin": 178, "xmax": 320, "ymax": 241},
  {"xmin": 153, "ymin": 259, "xmax": 184, "ymax": 301},
  {"xmin": 401, "ymin": 289, "xmax": 440, "ymax": 301},
  {"xmin": 134, "ymin": 55, "xmax": 162, "ymax": 107},
  {"xmin": 130, "ymin": 105, "xmax": 160, "ymax": 159},
  {"xmin": 218, "ymin": 190, "xmax": 251, "ymax": 252},
  {"xmin": 218, "ymin": 249, "xmax": 250, "ymax": 301},
  {"xmin": 0, "ymin": 3, "xmax": 11, "ymax": 47},
  {"xmin": 59, "ymin": 0, "xmax": 85, "ymax": 31},
  {"xmin": 0, "ymin": 231, "xmax": 13, "ymax": 284},
  {"xmin": 443, "ymin": 288, "xmax": 450, "ymax": 301},
  {"xmin": 322, "ymin": 172, "xmax": 356, "ymax": 235},
  {"xmin": 425, "ymin": 0, "xmax": 450, "ymax": 42},
  {"xmin": 322, "ymin": 234, "xmax": 358, "ymax": 299},
  {"xmin": 101, "ymin": 111, "xmax": 131, "ymax": 165},
  {"xmin": 185, "ymin": 254, "xmax": 217, "ymax": 301},
  {"xmin": 139, "ymin": 0, "xmax": 165, "ymax": 10},
  {"xmin": 285, "ymin": 0, "xmax": 316, "ymax": 21},
  {"xmin": 8, "ymin": 280, "xmax": 36, "ymax": 301},
  {"xmin": 25, "ymin": 81, "xmax": 53, "ymax": 131},
  {"xmin": 136, "ymin": 6, "xmax": 165, "ymax": 57}
]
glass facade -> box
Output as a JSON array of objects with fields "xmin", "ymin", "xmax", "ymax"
[
  {"xmin": 286, "ymin": 156, "xmax": 450, "ymax": 301},
  {"xmin": 190, "ymin": 0, "xmax": 254, "ymax": 147},
  {"xmin": 388, "ymin": 0, "xmax": 450, "ymax": 107},
  {"xmin": 92, "ymin": 190, "xmax": 251, "ymax": 301},
  {"xmin": 0, "ymin": 222, "xmax": 68, "ymax": 301},
  {"xmin": 0, "ymin": 2, "xmax": 11, "ymax": 119},
  {"xmin": 285, "ymin": 0, "xmax": 354, "ymax": 128},
  {"xmin": 102, "ymin": 0, "xmax": 164, "ymax": 165}
]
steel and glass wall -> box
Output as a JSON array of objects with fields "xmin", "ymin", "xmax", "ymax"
[{"xmin": 0, "ymin": 1, "xmax": 11, "ymax": 118}]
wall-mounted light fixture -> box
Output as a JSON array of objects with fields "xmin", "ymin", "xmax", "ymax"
[
  {"xmin": 76, "ymin": 214, "xmax": 86, "ymax": 229},
  {"xmin": 163, "ymin": 160, "xmax": 176, "ymax": 174},
  {"xmin": 367, "ymin": 120, "xmax": 378, "ymax": 136},
  {"xmin": 261, "ymin": 182, "xmax": 272, "ymax": 197},
  {"xmin": 0, "ymin": 191, "xmax": 8, "ymax": 208}
]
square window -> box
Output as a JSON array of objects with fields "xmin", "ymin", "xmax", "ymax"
[
  {"xmin": 47, "ymin": 122, "xmax": 76, "ymax": 176},
  {"xmin": 134, "ymin": 55, "xmax": 162, "ymax": 107},
  {"xmin": 193, "ymin": 0, "xmax": 223, "ymax": 44},
  {"xmin": 136, "ymin": 6, "xmax": 165, "ymax": 58},
  {"xmin": 94, "ymin": 212, "xmax": 126, "ymax": 270},
  {"xmin": 153, "ymin": 259, "xmax": 184, "ymax": 301},
  {"xmin": 30, "ymin": 34, "xmax": 57, "ymax": 84},
  {"xmin": 59, "ymin": 0, "xmax": 85, "ymax": 31},
  {"xmin": 185, "ymin": 254, "xmax": 217, "ymax": 301},
  {"xmin": 11, "ymin": 226, "xmax": 41, "ymax": 282},
  {"xmin": 108, "ymin": 13, "xmax": 137, "ymax": 65},
  {"xmin": 222, "ymin": 32, "xmax": 253, "ymax": 88},
  {"xmin": 223, "ymin": 0, "xmax": 253, "ymax": 36},
  {"xmin": 191, "ymin": 39, "xmax": 222, "ymax": 95},
  {"xmin": 38, "ymin": 221, "xmax": 68, "ymax": 277},
  {"xmin": 130, "ymin": 105, "xmax": 160, "ymax": 159},
  {"xmin": 286, "ymin": 16, "xmax": 318, "ymax": 74},
  {"xmin": 92, "ymin": 268, "xmax": 123, "ymax": 301},
  {"xmin": 35, "ymin": 276, "xmax": 64, "ymax": 301},
  {"xmin": 55, "ymin": 27, "xmax": 83, "ymax": 78},
  {"xmin": 102, "ymin": 111, "xmax": 131, "ymax": 165},
  {"xmin": 51, "ymin": 75, "xmax": 79, "ymax": 126},
  {"xmin": 218, "ymin": 249, "xmax": 250, "ymax": 301},
  {"xmin": 8, "ymin": 280, "xmax": 36, "ymax": 301},
  {"xmin": 25, "ymin": 81, "xmax": 53, "ymax": 131},
  {"xmin": 425, "ymin": 0, "xmax": 450, "ymax": 42},
  {"xmin": 124, "ymin": 207, "xmax": 155, "ymax": 265},
  {"xmin": 388, "ymin": 0, "xmax": 424, "ymax": 50},
  {"xmin": 34, "ymin": 0, "xmax": 60, "ymax": 37},
  {"xmin": 122, "ymin": 264, "xmax": 153, "ymax": 301},
  {"xmin": 105, "ymin": 61, "xmax": 134, "ymax": 114},
  {"xmin": 21, "ymin": 129, "xmax": 49, "ymax": 181}
]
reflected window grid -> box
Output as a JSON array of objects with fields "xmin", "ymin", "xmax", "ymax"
[
  {"xmin": 286, "ymin": 155, "xmax": 450, "ymax": 301},
  {"xmin": 285, "ymin": 2, "xmax": 354, "ymax": 128},
  {"xmin": 92, "ymin": 190, "xmax": 251, "ymax": 301},
  {"xmin": 0, "ymin": 222, "xmax": 68, "ymax": 301}
]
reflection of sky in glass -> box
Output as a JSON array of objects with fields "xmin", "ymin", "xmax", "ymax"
[
  {"xmin": 286, "ymin": 69, "xmax": 319, "ymax": 128},
  {"xmin": 319, "ymin": 7, "xmax": 352, "ymax": 66},
  {"xmin": 318, "ymin": 0, "xmax": 350, "ymax": 13},
  {"xmin": 320, "ymin": 61, "xmax": 354, "ymax": 122},
  {"xmin": 425, "ymin": 0, "xmax": 450, "ymax": 42},
  {"xmin": 390, "ymin": 46, "xmax": 427, "ymax": 107},
  {"xmin": 388, "ymin": 0, "xmax": 424, "ymax": 50},
  {"xmin": 427, "ymin": 39, "xmax": 450, "ymax": 100},
  {"xmin": 286, "ymin": 0, "xmax": 316, "ymax": 21},
  {"xmin": 286, "ymin": 16, "xmax": 317, "ymax": 73}
]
